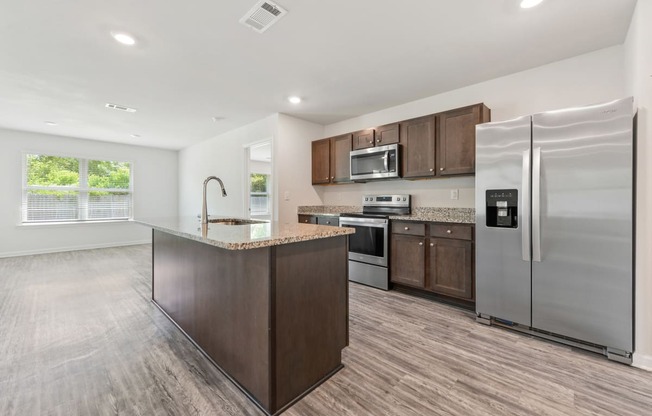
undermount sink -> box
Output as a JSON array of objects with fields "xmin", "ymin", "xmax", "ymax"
[{"xmin": 208, "ymin": 219, "xmax": 267, "ymax": 226}]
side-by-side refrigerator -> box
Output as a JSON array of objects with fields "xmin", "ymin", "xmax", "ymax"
[{"xmin": 475, "ymin": 97, "xmax": 635, "ymax": 364}]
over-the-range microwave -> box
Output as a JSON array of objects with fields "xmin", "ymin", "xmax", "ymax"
[{"xmin": 350, "ymin": 143, "xmax": 400, "ymax": 181}]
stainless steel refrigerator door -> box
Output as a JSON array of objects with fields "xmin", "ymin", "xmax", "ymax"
[
  {"xmin": 475, "ymin": 115, "xmax": 532, "ymax": 326},
  {"xmin": 531, "ymin": 97, "xmax": 634, "ymax": 352}
]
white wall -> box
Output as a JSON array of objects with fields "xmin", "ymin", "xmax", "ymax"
[
  {"xmin": 319, "ymin": 46, "xmax": 626, "ymax": 208},
  {"xmin": 178, "ymin": 114, "xmax": 278, "ymax": 219},
  {"xmin": 276, "ymin": 114, "xmax": 324, "ymax": 224},
  {"xmin": 625, "ymin": 0, "xmax": 652, "ymax": 370},
  {"xmin": 0, "ymin": 128, "xmax": 178, "ymax": 257}
]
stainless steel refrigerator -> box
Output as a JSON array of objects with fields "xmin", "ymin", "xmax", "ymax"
[{"xmin": 475, "ymin": 97, "xmax": 635, "ymax": 364}]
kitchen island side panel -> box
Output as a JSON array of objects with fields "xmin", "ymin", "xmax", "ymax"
[
  {"xmin": 152, "ymin": 229, "xmax": 272, "ymax": 410},
  {"xmin": 273, "ymin": 235, "xmax": 349, "ymax": 410}
]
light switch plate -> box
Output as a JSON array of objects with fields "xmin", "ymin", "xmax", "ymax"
[{"xmin": 284, "ymin": 191, "xmax": 290, "ymax": 201}]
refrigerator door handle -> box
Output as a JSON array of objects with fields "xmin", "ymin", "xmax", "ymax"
[
  {"xmin": 532, "ymin": 147, "xmax": 542, "ymax": 262},
  {"xmin": 522, "ymin": 150, "xmax": 531, "ymax": 261}
]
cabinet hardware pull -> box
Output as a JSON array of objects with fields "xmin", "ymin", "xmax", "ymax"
[
  {"xmin": 418, "ymin": 242, "xmax": 423, "ymax": 246},
  {"xmin": 447, "ymin": 229, "xmax": 452, "ymax": 234},
  {"xmin": 404, "ymin": 227, "xmax": 409, "ymax": 230},
  {"xmin": 429, "ymin": 168, "xmax": 434, "ymax": 172},
  {"xmin": 440, "ymin": 167, "xmax": 445, "ymax": 171},
  {"xmin": 377, "ymin": 138, "xmax": 382, "ymax": 143},
  {"xmin": 430, "ymin": 243, "xmax": 434, "ymax": 247},
  {"xmin": 331, "ymin": 176, "xmax": 334, "ymax": 180}
]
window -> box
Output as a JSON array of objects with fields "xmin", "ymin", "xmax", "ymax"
[
  {"xmin": 22, "ymin": 154, "xmax": 132, "ymax": 223},
  {"xmin": 249, "ymin": 173, "xmax": 270, "ymax": 216}
]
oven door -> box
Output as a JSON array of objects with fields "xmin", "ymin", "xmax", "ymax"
[{"xmin": 339, "ymin": 217, "xmax": 388, "ymax": 267}]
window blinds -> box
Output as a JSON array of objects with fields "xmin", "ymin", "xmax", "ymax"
[{"xmin": 22, "ymin": 154, "xmax": 132, "ymax": 223}]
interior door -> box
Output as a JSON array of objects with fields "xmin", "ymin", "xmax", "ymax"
[
  {"xmin": 475, "ymin": 116, "xmax": 532, "ymax": 326},
  {"xmin": 531, "ymin": 98, "xmax": 634, "ymax": 352}
]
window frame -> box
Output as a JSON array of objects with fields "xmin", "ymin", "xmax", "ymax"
[
  {"xmin": 249, "ymin": 172, "xmax": 271, "ymax": 216},
  {"xmin": 21, "ymin": 152, "xmax": 134, "ymax": 224}
]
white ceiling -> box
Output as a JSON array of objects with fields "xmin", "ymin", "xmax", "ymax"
[{"xmin": 0, "ymin": 0, "xmax": 636, "ymax": 150}]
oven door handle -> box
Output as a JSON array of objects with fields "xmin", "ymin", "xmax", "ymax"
[{"xmin": 339, "ymin": 218, "xmax": 388, "ymax": 227}]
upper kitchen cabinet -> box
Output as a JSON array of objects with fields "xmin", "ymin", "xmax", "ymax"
[
  {"xmin": 400, "ymin": 115, "xmax": 436, "ymax": 178},
  {"xmin": 352, "ymin": 123, "xmax": 400, "ymax": 150},
  {"xmin": 436, "ymin": 103, "xmax": 491, "ymax": 176},
  {"xmin": 352, "ymin": 129, "xmax": 375, "ymax": 150},
  {"xmin": 375, "ymin": 123, "xmax": 400, "ymax": 147},
  {"xmin": 311, "ymin": 134, "xmax": 353, "ymax": 185},
  {"xmin": 311, "ymin": 138, "xmax": 331, "ymax": 185},
  {"xmin": 311, "ymin": 102, "xmax": 491, "ymax": 184}
]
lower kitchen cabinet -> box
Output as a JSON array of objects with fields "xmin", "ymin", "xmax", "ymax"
[
  {"xmin": 426, "ymin": 238, "xmax": 474, "ymax": 300},
  {"xmin": 390, "ymin": 221, "xmax": 475, "ymax": 302},
  {"xmin": 390, "ymin": 234, "xmax": 425, "ymax": 287}
]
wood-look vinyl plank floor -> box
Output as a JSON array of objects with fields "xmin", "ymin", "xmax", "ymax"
[{"xmin": 1, "ymin": 245, "xmax": 651, "ymax": 415}]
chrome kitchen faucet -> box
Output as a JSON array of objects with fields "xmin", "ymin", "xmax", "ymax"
[{"xmin": 201, "ymin": 176, "xmax": 227, "ymax": 225}]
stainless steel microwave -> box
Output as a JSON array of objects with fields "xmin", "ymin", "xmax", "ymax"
[{"xmin": 350, "ymin": 143, "xmax": 400, "ymax": 181}]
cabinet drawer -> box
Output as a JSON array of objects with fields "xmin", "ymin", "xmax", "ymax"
[
  {"xmin": 298, "ymin": 214, "xmax": 317, "ymax": 224},
  {"xmin": 430, "ymin": 224, "xmax": 473, "ymax": 240},
  {"xmin": 392, "ymin": 221, "xmax": 426, "ymax": 236},
  {"xmin": 317, "ymin": 216, "xmax": 339, "ymax": 226}
]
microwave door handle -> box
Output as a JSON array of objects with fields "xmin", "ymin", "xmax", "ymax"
[{"xmin": 383, "ymin": 151, "xmax": 389, "ymax": 172}]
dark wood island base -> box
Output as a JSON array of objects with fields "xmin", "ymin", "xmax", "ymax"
[{"xmin": 151, "ymin": 229, "xmax": 349, "ymax": 415}]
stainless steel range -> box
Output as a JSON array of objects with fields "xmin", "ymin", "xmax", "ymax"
[{"xmin": 340, "ymin": 194, "xmax": 411, "ymax": 290}]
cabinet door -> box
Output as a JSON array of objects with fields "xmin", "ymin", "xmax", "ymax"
[
  {"xmin": 427, "ymin": 238, "xmax": 474, "ymax": 300},
  {"xmin": 311, "ymin": 138, "xmax": 331, "ymax": 185},
  {"xmin": 352, "ymin": 129, "xmax": 375, "ymax": 150},
  {"xmin": 400, "ymin": 115, "xmax": 436, "ymax": 178},
  {"xmin": 330, "ymin": 134, "xmax": 353, "ymax": 183},
  {"xmin": 390, "ymin": 234, "xmax": 425, "ymax": 288},
  {"xmin": 375, "ymin": 123, "xmax": 399, "ymax": 146},
  {"xmin": 298, "ymin": 214, "xmax": 317, "ymax": 224},
  {"xmin": 437, "ymin": 104, "xmax": 490, "ymax": 176}
]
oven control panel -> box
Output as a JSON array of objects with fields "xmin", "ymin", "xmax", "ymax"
[{"xmin": 362, "ymin": 194, "xmax": 410, "ymax": 208}]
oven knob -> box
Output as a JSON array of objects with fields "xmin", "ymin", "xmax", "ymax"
[
  {"xmin": 395, "ymin": 197, "xmax": 399, "ymax": 201},
  {"xmin": 402, "ymin": 197, "xmax": 406, "ymax": 201},
  {"xmin": 364, "ymin": 197, "xmax": 368, "ymax": 201}
]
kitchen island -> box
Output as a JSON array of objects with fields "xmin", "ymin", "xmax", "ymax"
[{"xmin": 136, "ymin": 217, "xmax": 354, "ymax": 415}]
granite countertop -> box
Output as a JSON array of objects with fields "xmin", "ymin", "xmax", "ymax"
[
  {"xmin": 136, "ymin": 216, "xmax": 355, "ymax": 250},
  {"xmin": 297, "ymin": 206, "xmax": 475, "ymax": 224}
]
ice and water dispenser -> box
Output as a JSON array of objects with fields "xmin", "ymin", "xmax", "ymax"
[{"xmin": 486, "ymin": 189, "xmax": 518, "ymax": 228}]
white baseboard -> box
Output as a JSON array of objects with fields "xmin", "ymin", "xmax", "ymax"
[
  {"xmin": 0, "ymin": 240, "xmax": 151, "ymax": 258},
  {"xmin": 633, "ymin": 352, "xmax": 652, "ymax": 371}
]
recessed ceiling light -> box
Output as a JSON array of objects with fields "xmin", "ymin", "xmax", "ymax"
[
  {"xmin": 111, "ymin": 31, "xmax": 136, "ymax": 46},
  {"xmin": 131, "ymin": 134, "xmax": 141, "ymax": 138},
  {"xmin": 288, "ymin": 96, "xmax": 301, "ymax": 104},
  {"xmin": 44, "ymin": 121, "xmax": 58, "ymax": 126},
  {"xmin": 212, "ymin": 116, "xmax": 225, "ymax": 122},
  {"xmin": 520, "ymin": 0, "xmax": 544, "ymax": 8}
]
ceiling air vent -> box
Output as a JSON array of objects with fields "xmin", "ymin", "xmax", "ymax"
[
  {"xmin": 105, "ymin": 103, "xmax": 137, "ymax": 113},
  {"xmin": 239, "ymin": 1, "xmax": 287, "ymax": 33}
]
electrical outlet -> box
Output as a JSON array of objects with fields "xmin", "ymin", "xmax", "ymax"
[{"xmin": 450, "ymin": 189, "xmax": 459, "ymax": 200}]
